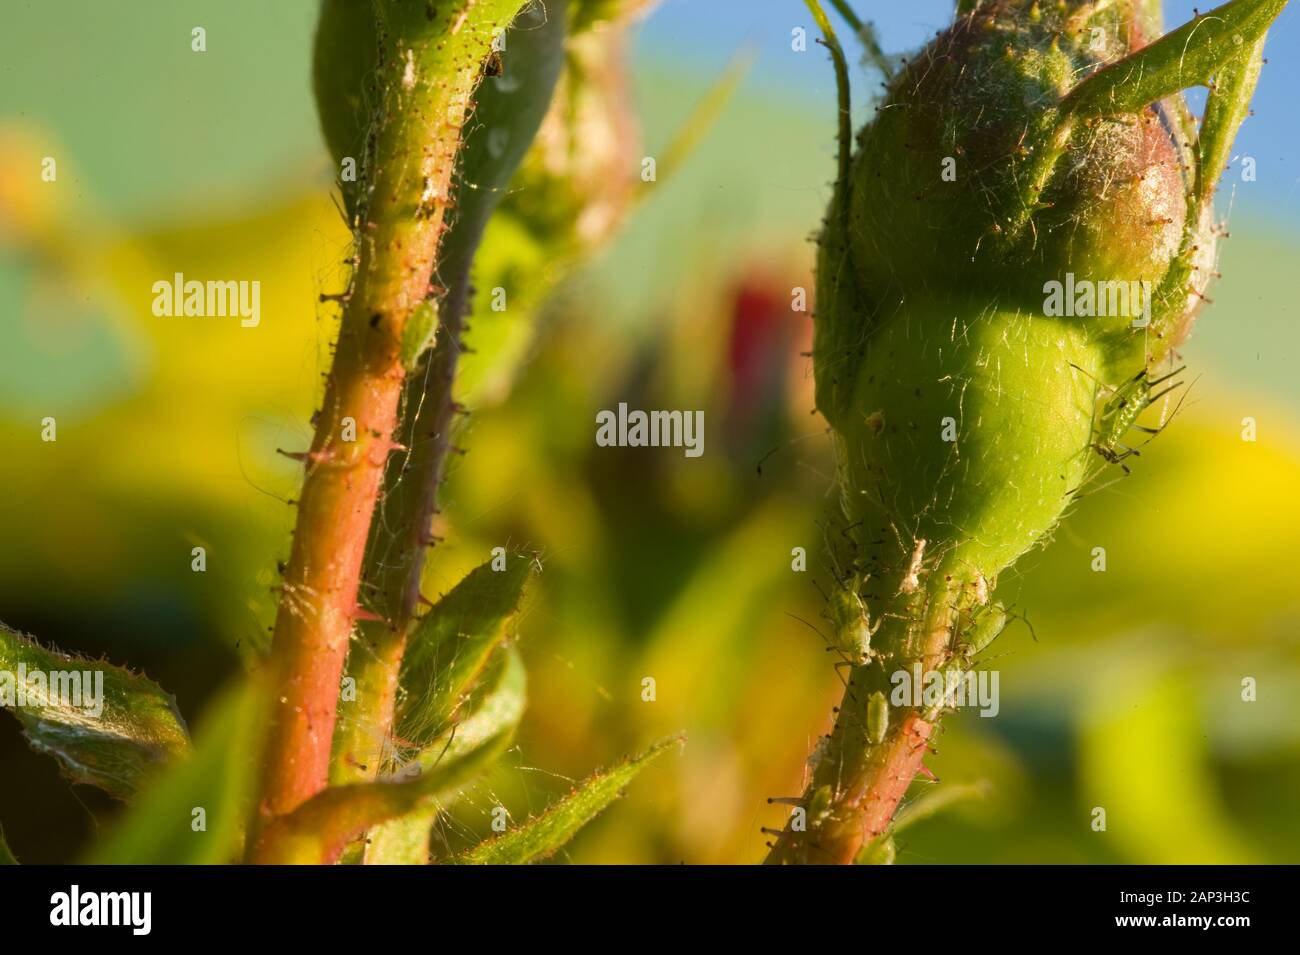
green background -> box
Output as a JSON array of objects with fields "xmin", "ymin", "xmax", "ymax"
[{"xmin": 0, "ymin": 0, "xmax": 1296, "ymax": 863}]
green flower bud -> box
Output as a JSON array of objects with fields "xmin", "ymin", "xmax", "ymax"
[
  {"xmin": 849, "ymin": 2, "xmax": 1195, "ymax": 309},
  {"xmin": 780, "ymin": 0, "xmax": 1286, "ymax": 866},
  {"xmin": 810, "ymin": 0, "xmax": 1281, "ymax": 623}
]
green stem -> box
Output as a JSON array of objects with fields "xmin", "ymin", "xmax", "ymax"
[
  {"xmin": 827, "ymin": 0, "xmax": 863, "ymax": 32},
  {"xmin": 805, "ymin": 0, "xmax": 851, "ymax": 206}
]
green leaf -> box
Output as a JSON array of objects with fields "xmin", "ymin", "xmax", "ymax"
[
  {"xmin": 0, "ymin": 623, "xmax": 190, "ymax": 800},
  {"xmin": 255, "ymin": 721, "xmax": 511, "ymax": 864},
  {"xmin": 365, "ymin": 647, "xmax": 528, "ymax": 864},
  {"xmin": 0, "ymin": 823, "xmax": 17, "ymax": 865},
  {"xmin": 255, "ymin": 650, "xmax": 527, "ymax": 864},
  {"xmin": 452, "ymin": 735, "xmax": 683, "ymax": 865},
  {"xmin": 856, "ymin": 835, "xmax": 896, "ymax": 865},
  {"xmin": 1193, "ymin": 37, "xmax": 1266, "ymax": 211},
  {"xmin": 892, "ymin": 779, "xmax": 991, "ymax": 833},
  {"xmin": 86, "ymin": 677, "xmax": 266, "ymax": 864},
  {"xmin": 1149, "ymin": 23, "xmax": 1270, "ymax": 339},
  {"xmin": 450, "ymin": 0, "xmax": 570, "ymax": 252},
  {"xmin": 396, "ymin": 556, "xmax": 534, "ymax": 747},
  {"xmin": 1060, "ymin": 0, "xmax": 1287, "ymax": 119},
  {"xmin": 854, "ymin": 779, "xmax": 992, "ymax": 863}
]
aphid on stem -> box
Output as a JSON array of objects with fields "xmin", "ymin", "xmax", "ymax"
[
  {"xmin": 957, "ymin": 603, "xmax": 1008, "ymax": 662},
  {"xmin": 866, "ymin": 691, "xmax": 889, "ymax": 745},
  {"xmin": 824, "ymin": 582, "xmax": 882, "ymax": 667}
]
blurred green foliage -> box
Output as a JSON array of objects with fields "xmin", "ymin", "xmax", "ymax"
[
  {"xmin": 0, "ymin": 0, "xmax": 1297, "ymax": 864},
  {"xmin": 86, "ymin": 677, "xmax": 265, "ymax": 864}
]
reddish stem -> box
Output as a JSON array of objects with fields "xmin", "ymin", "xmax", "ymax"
[{"xmin": 250, "ymin": 0, "xmax": 527, "ymax": 845}]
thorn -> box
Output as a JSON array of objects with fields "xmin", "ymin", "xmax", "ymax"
[
  {"xmin": 352, "ymin": 606, "xmax": 385, "ymax": 624},
  {"xmin": 319, "ymin": 291, "xmax": 350, "ymax": 303},
  {"xmin": 767, "ymin": 797, "xmax": 802, "ymax": 806},
  {"xmin": 277, "ymin": 447, "xmax": 334, "ymax": 466},
  {"xmin": 917, "ymin": 763, "xmax": 938, "ymax": 782}
]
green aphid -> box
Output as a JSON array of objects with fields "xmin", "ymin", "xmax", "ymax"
[
  {"xmin": 960, "ymin": 605, "xmax": 1008, "ymax": 660},
  {"xmin": 826, "ymin": 586, "xmax": 880, "ymax": 666},
  {"xmin": 1082, "ymin": 364, "xmax": 1187, "ymax": 475},
  {"xmin": 807, "ymin": 784, "xmax": 835, "ymax": 827},
  {"xmin": 866, "ymin": 691, "xmax": 889, "ymax": 745},
  {"xmin": 400, "ymin": 300, "xmax": 439, "ymax": 370}
]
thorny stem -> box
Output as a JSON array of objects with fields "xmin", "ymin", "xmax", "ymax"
[
  {"xmin": 765, "ymin": 667, "xmax": 936, "ymax": 864},
  {"xmin": 250, "ymin": 0, "xmax": 530, "ymax": 856},
  {"xmin": 331, "ymin": 245, "xmax": 475, "ymax": 786},
  {"xmin": 766, "ymin": 574, "xmax": 974, "ymax": 865},
  {"xmin": 331, "ymin": 2, "xmax": 570, "ymax": 791}
]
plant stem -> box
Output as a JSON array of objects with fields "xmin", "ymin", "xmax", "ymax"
[
  {"xmin": 766, "ymin": 574, "xmax": 968, "ymax": 865},
  {"xmin": 331, "ymin": 247, "xmax": 474, "ymax": 786},
  {"xmin": 330, "ymin": 2, "xmax": 570, "ymax": 792},
  {"xmin": 827, "ymin": 0, "xmax": 864, "ymax": 32},
  {"xmin": 804, "ymin": 1, "xmax": 851, "ymax": 197},
  {"xmin": 765, "ymin": 668, "xmax": 935, "ymax": 864},
  {"xmin": 252, "ymin": 0, "xmax": 530, "ymax": 843}
]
